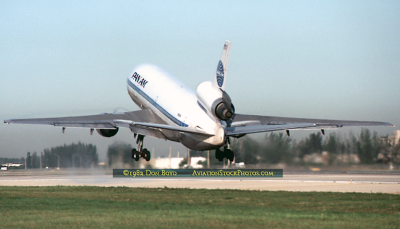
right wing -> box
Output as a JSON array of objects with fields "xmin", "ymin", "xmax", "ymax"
[{"xmin": 226, "ymin": 113, "xmax": 394, "ymax": 137}]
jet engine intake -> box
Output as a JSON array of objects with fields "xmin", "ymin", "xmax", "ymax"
[
  {"xmin": 215, "ymin": 102, "xmax": 234, "ymax": 120},
  {"xmin": 196, "ymin": 81, "xmax": 234, "ymax": 121},
  {"xmin": 96, "ymin": 128, "xmax": 119, "ymax": 137}
]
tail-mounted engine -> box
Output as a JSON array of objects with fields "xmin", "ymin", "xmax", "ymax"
[
  {"xmin": 196, "ymin": 81, "xmax": 235, "ymax": 121},
  {"xmin": 96, "ymin": 128, "xmax": 119, "ymax": 137}
]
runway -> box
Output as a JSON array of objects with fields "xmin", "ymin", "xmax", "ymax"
[{"xmin": 1, "ymin": 170, "xmax": 399, "ymax": 194}]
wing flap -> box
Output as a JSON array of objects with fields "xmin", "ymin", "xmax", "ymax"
[
  {"xmin": 51, "ymin": 121, "xmax": 115, "ymax": 129},
  {"xmin": 114, "ymin": 120, "xmax": 214, "ymax": 136},
  {"xmin": 226, "ymin": 123, "xmax": 316, "ymax": 136}
]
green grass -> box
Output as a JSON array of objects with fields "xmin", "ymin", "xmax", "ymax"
[{"xmin": 0, "ymin": 186, "xmax": 399, "ymax": 228}]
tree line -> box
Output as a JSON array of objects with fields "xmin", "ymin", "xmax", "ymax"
[
  {"xmin": 107, "ymin": 142, "xmax": 135, "ymax": 167},
  {"xmin": 24, "ymin": 142, "xmax": 98, "ymax": 169},
  {"xmin": 231, "ymin": 128, "xmax": 400, "ymax": 165}
]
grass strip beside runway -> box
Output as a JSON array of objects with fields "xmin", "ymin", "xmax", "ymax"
[{"xmin": 0, "ymin": 186, "xmax": 399, "ymax": 228}]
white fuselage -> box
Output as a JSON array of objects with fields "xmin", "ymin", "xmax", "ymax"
[{"xmin": 126, "ymin": 64, "xmax": 225, "ymax": 150}]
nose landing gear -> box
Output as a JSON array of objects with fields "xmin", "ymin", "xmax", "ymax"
[{"xmin": 131, "ymin": 134, "xmax": 151, "ymax": 161}]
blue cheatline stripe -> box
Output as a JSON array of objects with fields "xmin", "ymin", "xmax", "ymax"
[
  {"xmin": 127, "ymin": 79, "xmax": 188, "ymax": 127},
  {"xmin": 197, "ymin": 101, "xmax": 208, "ymax": 114}
]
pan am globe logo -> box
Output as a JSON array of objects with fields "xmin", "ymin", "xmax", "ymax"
[{"xmin": 216, "ymin": 60, "xmax": 224, "ymax": 87}]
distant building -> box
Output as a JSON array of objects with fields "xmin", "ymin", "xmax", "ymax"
[
  {"xmin": 186, "ymin": 157, "xmax": 206, "ymax": 168},
  {"xmin": 393, "ymin": 130, "xmax": 400, "ymax": 146},
  {"xmin": 154, "ymin": 157, "xmax": 185, "ymax": 169},
  {"xmin": 151, "ymin": 156, "xmax": 206, "ymax": 169},
  {"xmin": 382, "ymin": 130, "xmax": 400, "ymax": 146},
  {"xmin": 0, "ymin": 163, "xmax": 24, "ymax": 170}
]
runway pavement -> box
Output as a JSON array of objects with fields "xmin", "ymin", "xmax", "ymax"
[{"xmin": 1, "ymin": 170, "xmax": 399, "ymax": 194}]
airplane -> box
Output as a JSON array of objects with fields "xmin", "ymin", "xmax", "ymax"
[{"xmin": 4, "ymin": 41, "xmax": 394, "ymax": 162}]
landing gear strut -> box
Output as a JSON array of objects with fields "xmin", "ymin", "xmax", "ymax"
[
  {"xmin": 131, "ymin": 134, "xmax": 151, "ymax": 161},
  {"xmin": 215, "ymin": 138, "xmax": 235, "ymax": 162}
]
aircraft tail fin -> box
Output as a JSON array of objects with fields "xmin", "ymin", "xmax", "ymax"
[{"xmin": 213, "ymin": 40, "xmax": 231, "ymax": 90}]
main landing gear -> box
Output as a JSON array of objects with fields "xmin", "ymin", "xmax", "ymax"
[
  {"xmin": 215, "ymin": 147, "xmax": 234, "ymax": 162},
  {"xmin": 131, "ymin": 134, "xmax": 151, "ymax": 161},
  {"xmin": 215, "ymin": 138, "xmax": 235, "ymax": 162}
]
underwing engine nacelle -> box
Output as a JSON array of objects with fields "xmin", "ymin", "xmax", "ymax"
[
  {"xmin": 96, "ymin": 128, "xmax": 119, "ymax": 137},
  {"xmin": 196, "ymin": 81, "xmax": 234, "ymax": 121}
]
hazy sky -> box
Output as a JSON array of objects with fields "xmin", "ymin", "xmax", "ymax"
[{"xmin": 1, "ymin": 1, "xmax": 399, "ymax": 161}]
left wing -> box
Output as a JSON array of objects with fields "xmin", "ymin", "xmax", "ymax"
[
  {"xmin": 4, "ymin": 109, "xmax": 158, "ymax": 129},
  {"xmin": 226, "ymin": 113, "xmax": 394, "ymax": 137},
  {"xmin": 4, "ymin": 109, "xmax": 213, "ymax": 139}
]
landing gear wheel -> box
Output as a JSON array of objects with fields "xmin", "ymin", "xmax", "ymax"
[
  {"xmin": 226, "ymin": 149, "xmax": 234, "ymax": 162},
  {"xmin": 215, "ymin": 148, "xmax": 224, "ymax": 161},
  {"xmin": 215, "ymin": 148, "xmax": 235, "ymax": 162},
  {"xmin": 142, "ymin": 148, "xmax": 151, "ymax": 161},
  {"xmin": 132, "ymin": 149, "xmax": 140, "ymax": 161},
  {"xmin": 131, "ymin": 149, "xmax": 135, "ymax": 159}
]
